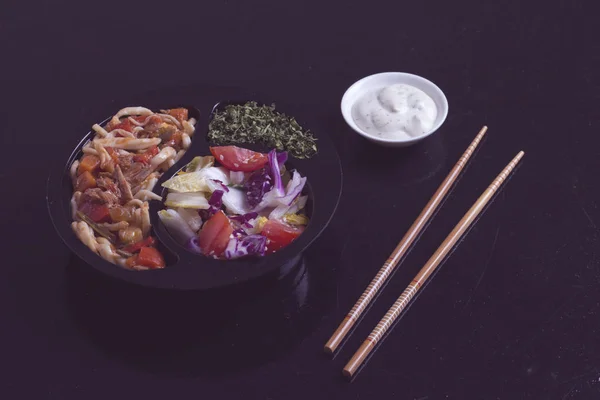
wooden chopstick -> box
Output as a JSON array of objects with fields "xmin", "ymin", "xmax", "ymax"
[
  {"xmin": 342, "ymin": 150, "xmax": 525, "ymax": 378},
  {"xmin": 324, "ymin": 126, "xmax": 488, "ymax": 354}
]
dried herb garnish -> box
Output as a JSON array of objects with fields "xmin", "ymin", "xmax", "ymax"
[{"xmin": 208, "ymin": 101, "xmax": 318, "ymax": 159}]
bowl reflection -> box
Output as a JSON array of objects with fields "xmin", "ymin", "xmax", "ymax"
[{"xmin": 64, "ymin": 236, "xmax": 338, "ymax": 377}]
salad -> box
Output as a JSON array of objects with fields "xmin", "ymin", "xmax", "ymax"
[{"xmin": 159, "ymin": 146, "xmax": 309, "ymax": 259}]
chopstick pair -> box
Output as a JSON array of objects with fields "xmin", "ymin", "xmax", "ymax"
[{"xmin": 323, "ymin": 126, "xmax": 524, "ymax": 378}]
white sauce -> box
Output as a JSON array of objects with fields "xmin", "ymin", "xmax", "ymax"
[{"xmin": 351, "ymin": 83, "xmax": 438, "ymax": 140}]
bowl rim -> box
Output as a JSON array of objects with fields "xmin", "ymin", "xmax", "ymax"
[
  {"xmin": 46, "ymin": 86, "xmax": 343, "ymax": 290},
  {"xmin": 340, "ymin": 71, "xmax": 449, "ymax": 144}
]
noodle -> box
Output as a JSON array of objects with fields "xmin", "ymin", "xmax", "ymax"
[
  {"xmin": 115, "ymin": 107, "xmax": 153, "ymax": 119},
  {"xmin": 132, "ymin": 208, "xmax": 142, "ymax": 227},
  {"xmin": 126, "ymin": 199, "xmax": 145, "ymax": 208},
  {"xmin": 96, "ymin": 237, "xmax": 120, "ymax": 264},
  {"xmin": 150, "ymin": 147, "xmax": 176, "ymax": 169},
  {"xmin": 182, "ymin": 133, "xmax": 191, "ymax": 149},
  {"xmin": 134, "ymin": 190, "xmax": 162, "ymax": 202},
  {"xmin": 182, "ymin": 119, "xmax": 196, "ymax": 135},
  {"xmin": 94, "ymin": 141, "xmax": 114, "ymax": 173},
  {"xmin": 115, "ymin": 257, "xmax": 128, "ymax": 268},
  {"xmin": 156, "ymin": 113, "xmax": 182, "ymax": 129},
  {"xmin": 128, "ymin": 115, "xmax": 151, "ymax": 126},
  {"xmin": 70, "ymin": 160, "xmax": 79, "ymax": 180},
  {"xmin": 71, "ymin": 221, "xmax": 98, "ymax": 253},
  {"xmin": 140, "ymin": 173, "xmax": 158, "ymax": 191},
  {"xmin": 93, "ymin": 137, "xmax": 161, "ymax": 150},
  {"xmin": 174, "ymin": 150, "xmax": 186, "ymax": 163},
  {"xmin": 140, "ymin": 202, "xmax": 151, "ymax": 237},
  {"xmin": 82, "ymin": 139, "xmax": 99, "ymax": 156},
  {"xmin": 99, "ymin": 221, "xmax": 129, "ymax": 231},
  {"xmin": 71, "ymin": 106, "xmax": 194, "ymax": 270},
  {"xmin": 92, "ymin": 124, "xmax": 110, "ymax": 137},
  {"xmin": 82, "ymin": 147, "xmax": 99, "ymax": 156},
  {"xmin": 70, "ymin": 192, "xmax": 81, "ymax": 220},
  {"xmin": 110, "ymin": 128, "xmax": 135, "ymax": 138}
]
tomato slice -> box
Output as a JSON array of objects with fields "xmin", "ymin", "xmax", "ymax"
[
  {"xmin": 261, "ymin": 220, "xmax": 304, "ymax": 254},
  {"xmin": 137, "ymin": 247, "xmax": 165, "ymax": 269},
  {"xmin": 89, "ymin": 205, "xmax": 111, "ymax": 223},
  {"xmin": 110, "ymin": 119, "xmax": 134, "ymax": 133},
  {"xmin": 132, "ymin": 145, "xmax": 159, "ymax": 164},
  {"xmin": 105, "ymin": 147, "xmax": 120, "ymax": 163},
  {"xmin": 144, "ymin": 115, "xmax": 163, "ymax": 131},
  {"xmin": 210, "ymin": 146, "xmax": 268, "ymax": 172},
  {"xmin": 198, "ymin": 210, "xmax": 233, "ymax": 257},
  {"xmin": 130, "ymin": 115, "xmax": 149, "ymax": 123},
  {"xmin": 167, "ymin": 108, "xmax": 188, "ymax": 122},
  {"xmin": 79, "ymin": 203, "xmax": 111, "ymax": 223}
]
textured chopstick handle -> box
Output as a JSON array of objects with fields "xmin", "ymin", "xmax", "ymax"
[
  {"xmin": 367, "ymin": 281, "xmax": 420, "ymax": 344},
  {"xmin": 346, "ymin": 127, "xmax": 487, "ymax": 322},
  {"xmin": 457, "ymin": 127, "xmax": 486, "ymax": 167},
  {"xmin": 347, "ymin": 257, "xmax": 396, "ymax": 320},
  {"xmin": 489, "ymin": 151, "xmax": 523, "ymax": 192},
  {"xmin": 343, "ymin": 150, "xmax": 525, "ymax": 378},
  {"xmin": 324, "ymin": 127, "xmax": 488, "ymax": 354},
  {"xmin": 348, "ymin": 127, "xmax": 487, "ymax": 322}
]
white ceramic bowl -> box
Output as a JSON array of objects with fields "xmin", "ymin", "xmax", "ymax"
[{"xmin": 341, "ymin": 72, "xmax": 449, "ymax": 147}]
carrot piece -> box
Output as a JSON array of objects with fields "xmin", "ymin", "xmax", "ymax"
[
  {"xmin": 137, "ymin": 247, "xmax": 166, "ymax": 269},
  {"xmin": 77, "ymin": 154, "xmax": 100, "ymax": 175},
  {"xmin": 75, "ymin": 171, "xmax": 97, "ymax": 192}
]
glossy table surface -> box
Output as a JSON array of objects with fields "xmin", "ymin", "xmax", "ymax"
[{"xmin": 1, "ymin": 0, "xmax": 599, "ymax": 398}]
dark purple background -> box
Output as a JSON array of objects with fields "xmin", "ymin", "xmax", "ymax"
[{"xmin": 2, "ymin": 0, "xmax": 599, "ymax": 399}]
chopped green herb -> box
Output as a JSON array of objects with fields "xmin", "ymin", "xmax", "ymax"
[{"xmin": 208, "ymin": 101, "xmax": 318, "ymax": 159}]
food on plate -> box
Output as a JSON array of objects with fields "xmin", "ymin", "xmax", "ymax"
[
  {"xmin": 351, "ymin": 83, "xmax": 438, "ymax": 140},
  {"xmin": 208, "ymin": 101, "xmax": 318, "ymax": 159},
  {"xmin": 159, "ymin": 145, "xmax": 309, "ymax": 259},
  {"xmin": 69, "ymin": 106, "xmax": 196, "ymax": 270}
]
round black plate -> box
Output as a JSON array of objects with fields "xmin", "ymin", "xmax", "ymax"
[{"xmin": 47, "ymin": 85, "xmax": 343, "ymax": 290}]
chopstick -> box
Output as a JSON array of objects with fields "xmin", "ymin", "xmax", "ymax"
[
  {"xmin": 324, "ymin": 126, "xmax": 488, "ymax": 354},
  {"xmin": 342, "ymin": 150, "xmax": 525, "ymax": 378}
]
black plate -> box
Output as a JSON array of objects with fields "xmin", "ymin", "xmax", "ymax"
[{"xmin": 47, "ymin": 85, "xmax": 343, "ymax": 290}]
